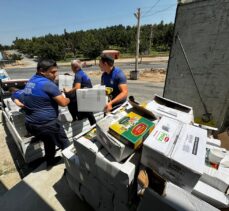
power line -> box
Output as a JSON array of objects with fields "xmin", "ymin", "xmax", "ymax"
[
  {"xmin": 142, "ymin": 0, "xmax": 161, "ymax": 17},
  {"xmin": 142, "ymin": 4, "xmax": 177, "ymax": 18}
]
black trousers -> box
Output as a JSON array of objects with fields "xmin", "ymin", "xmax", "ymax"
[
  {"xmin": 68, "ymin": 99, "xmax": 96, "ymax": 125},
  {"xmin": 25, "ymin": 119, "xmax": 69, "ymax": 163}
]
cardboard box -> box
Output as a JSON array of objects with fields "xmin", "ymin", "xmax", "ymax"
[
  {"xmin": 192, "ymin": 181, "xmax": 229, "ymax": 208},
  {"xmin": 77, "ymin": 86, "xmax": 106, "ymax": 112},
  {"xmin": 96, "ymin": 113, "xmax": 135, "ymax": 162},
  {"xmin": 145, "ymin": 94, "xmax": 194, "ymax": 124},
  {"xmin": 58, "ymin": 74, "xmax": 74, "ymax": 91},
  {"xmin": 95, "ymin": 149, "xmax": 139, "ymax": 203},
  {"xmin": 141, "ymin": 117, "xmax": 207, "ymax": 191},
  {"xmin": 218, "ymin": 131, "xmax": 229, "ymax": 150},
  {"xmin": 65, "ymin": 171, "xmax": 83, "ymax": 200},
  {"xmin": 138, "ymin": 183, "xmax": 219, "ymax": 211},
  {"xmin": 200, "ymin": 163, "xmax": 229, "ymax": 193},
  {"xmin": 73, "ymin": 126, "xmax": 102, "ymax": 174},
  {"xmin": 62, "ymin": 144, "xmax": 89, "ymax": 183},
  {"xmin": 109, "ymin": 111, "xmax": 155, "ymax": 149}
]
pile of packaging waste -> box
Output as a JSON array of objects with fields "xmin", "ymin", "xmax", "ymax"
[{"xmin": 63, "ymin": 94, "xmax": 229, "ymax": 210}]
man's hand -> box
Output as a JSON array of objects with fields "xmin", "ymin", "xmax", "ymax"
[
  {"xmin": 104, "ymin": 101, "xmax": 113, "ymax": 112},
  {"xmin": 63, "ymin": 87, "xmax": 70, "ymax": 93}
]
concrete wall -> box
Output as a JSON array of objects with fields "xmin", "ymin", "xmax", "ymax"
[{"xmin": 164, "ymin": 0, "xmax": 229, "ymax": 129}]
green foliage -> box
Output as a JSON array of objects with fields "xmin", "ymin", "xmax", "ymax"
[
  {"xmin": 8, "ymin": 53, "xmax": 23, "ymax": 60},
  {"xmin": 12, "ymin": 22, "xmax": 174, "ymax": 60}
]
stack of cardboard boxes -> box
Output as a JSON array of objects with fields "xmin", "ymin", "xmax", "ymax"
[{"xmin": 63, "ymin": 95, "xmax": 228, "ymax": 210}]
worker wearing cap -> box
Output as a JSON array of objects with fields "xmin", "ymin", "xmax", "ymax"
[
  {"xmin": 23, "ymin": 59, "xmax": 70, "ymax": 167},
  {"xmin": 99, "ymin": 53, "xmax": 128, "ymax": 112}
]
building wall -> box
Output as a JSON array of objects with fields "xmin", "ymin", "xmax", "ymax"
[{"xmin": 164, "ymin": 0, "xmax": 229, "ymax": 129}]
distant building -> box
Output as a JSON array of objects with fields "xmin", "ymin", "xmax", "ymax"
[{"xmin": 102, "ymin": 50, "xmax": 120, "ymax": 60}]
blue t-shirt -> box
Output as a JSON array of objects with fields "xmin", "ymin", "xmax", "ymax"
[
  {"xmin": 11, "ymin": 89, "xmax": 25, "ymax": 102},
  {"xmin": 23, "ymin": 74, "xmax": 61, "ymax": 124},
  {"xmin": 101, "ymin": 67, "xmax": 127, "ymax": 105},
  {"xmin": 74, "ymin": 69, "xmax": 92, "ymax": 88}
]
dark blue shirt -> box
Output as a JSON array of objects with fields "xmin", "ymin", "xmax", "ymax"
[
  {"xmin": 101, "ymin": 67, "xmax": 127, "ymax": 105},
  {"xmin": 74, "ymin": 69, "xmax": 92, "ymax": 88},
  {"xmin": 23, "ymin": 74, "xmax": 62, "ymax": 124},
  {"xmin": 11, "ymin": 89, "xmax": 24, "ymax": 103}
]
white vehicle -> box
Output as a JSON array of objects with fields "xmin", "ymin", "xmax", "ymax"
[{"xmin": 0, "ymin": 69, "xmax": 10, "ymax": 81}]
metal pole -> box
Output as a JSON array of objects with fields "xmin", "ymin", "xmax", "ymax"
[{"xmin": 135, "ymin": 8, "xmax": 141, "ymax": 72}]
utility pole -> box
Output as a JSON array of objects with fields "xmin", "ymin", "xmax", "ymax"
[
  {"xmin": 149, "ymin": 25, "xmax": 153, "ymax": 55},
  {"xmin": 130, "ymin": 8, "xmax": 141, "ymax": 80}
]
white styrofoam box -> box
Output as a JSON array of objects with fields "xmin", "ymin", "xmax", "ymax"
[
  {"xmin": 113, "ymin": 198, "xmax": 130, "ymax": 211},
  {"xmin": 58, "ymin": 110, "xmax": 73, "ymax": 122},
  {"xmin": 145, "ymin": 94, "xmax": 194, "ymax": 124},
  {"xmin": 200, "ymin": 164, "xmax": 229, "ymax": 193},
  {"xmin": 4, "ymin": 98, "xmax": 20, "ymax": 111},
  {"xmin": 95, "ymin": 149, "xmax": 139, "ymax": 203},
  {"xmin": 137, "ymin": 183, "xmax": 219, "ymax": 211},
  {"xmin": 164, "ymin": 182, "xmax": 219, "ymax": 211},
  {"xmin": 207, "ymin": 138, "xmax": 221, "ymax": 147},
  {"xmin": 96, "ymin": 113, "xmax": 134, "ymax": 162},
  {"xmin": 73, "ymin": 126, "xmax": 102, "ymax": 174},
  {"xmin": 80, "ymin": 175, "xmax": 114, "ymax": 211},
  {"xmin": 77, "ymin": 86, "xmax": 106, "ymax": 112},
  {"xmin": 192, "ymin": 181, "xmax": 229, "ymax": 208},
  {"xmin": 141, "ymin": 117, "xmax": 207, "ymax": 191},
  {"xmin": 80, "ymin": 183, "xmax": 100, "ymax": 210},
  {"xmin": 65, "ymin": 171, "xmax": 83, "ymax": 200},
  {"xmin": 62, "ymin": 144, "xmax": 89, "ymax": 182},
  {"xmin": 58, "ymin": 74, "xmax": 74, "ymax": 91}
]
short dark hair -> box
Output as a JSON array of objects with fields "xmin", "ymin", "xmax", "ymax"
[
  {"xmin": 37, "ymin": 59, "xmax": 57, "ymax": 71},
  {"xmin": 100, "ymin": 54, "xmax": 114, "ymax": 66}
]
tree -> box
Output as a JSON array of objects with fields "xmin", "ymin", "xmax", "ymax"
[{"xmin": 80, "ymin": 32, "xmax": 103, "ymax": 64}]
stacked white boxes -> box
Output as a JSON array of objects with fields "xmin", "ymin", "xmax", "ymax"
[
  {"xmin": 141, "ymin": 116, "xmax": 207, "ymax": 191},
  {"xmin": 2, "ymin": 97, "xmax": 104, "ymax": 163},
  {"xmin": 138, "ymin": 182, "xmax": 219, "ymax": 211},
  {"xmin": 62, "ymin": 125, "xmax": 140, "ymax": 211},
  {"xmin": 96, "ymin": 112, "xmax": 135, "ymax": 162},
  {"xmin": 192, "ymin": 181, "xmax": 229, "ymax": 208},
  {"xmin": 145, "ymin": 94, "xmax": 194, "ymax": 124}
]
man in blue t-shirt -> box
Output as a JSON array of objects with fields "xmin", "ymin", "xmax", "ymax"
[
  {"xmin": 23, "ymin": 59, "xmax": 70, "ymax": 167},
  {"xmin": 99, "ymin": 54, "xmax": 128, "ymax": 112},
  {"xmin": 64, "ymin": 59, "xmax": 96, "ymax": 125},
  {"xmin": 9, "ymin": 87, "xmax": 25, "ymax": 108}
]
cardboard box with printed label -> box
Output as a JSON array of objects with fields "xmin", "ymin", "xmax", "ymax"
[
  {"xmin": 109, "ymin": 111, "xmax": 155, "ymax": 149},
  {"xmin": 141, "ymin": 116, "xmax": 207, "ymax": 191},
  {"xmin": 145, "ymin": 94, "xmax": 194, "ymax": 124},
  {"xmin": 96, "ymin": 113, "xmax": 135, "ymax": 162},
  {"xmin": 77, "ymin": 86, "xmax": 106, "ymax": 112}
]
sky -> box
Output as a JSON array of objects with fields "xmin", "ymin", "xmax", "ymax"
[{"xmin": 0, "ymin": 0, "xmax": 177, "ymax": 46}]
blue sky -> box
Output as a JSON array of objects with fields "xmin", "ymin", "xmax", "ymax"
[{"xmin": 0, "ymin": 0, "xmax": 177, "ymax": 45}]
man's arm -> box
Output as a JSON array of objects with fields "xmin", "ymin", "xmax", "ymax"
[
  {"xmin": 105, "ymin": 84, "xmax": 128, "ymax": 112},
  {"xmin": 53, "ymin": 94, "xmax": 70, "ymax": 107},
  {"xmin": 14, "ymin": 99, "xmax": 25, "ymax": 108},
  {"xmin": 63, "ymin": 83, "xmax": 81, "ymax": 93}
]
